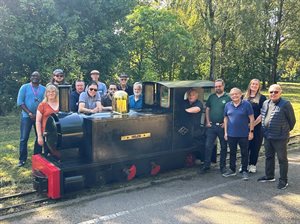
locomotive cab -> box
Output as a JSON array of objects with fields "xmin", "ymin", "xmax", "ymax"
[{"xmin": 32, "ymin": 80, "xmax": 214, "ymax": 199}]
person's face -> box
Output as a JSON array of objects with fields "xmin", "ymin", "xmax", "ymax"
[
  {"xmin": 47, "ymin": 89, "xmax": 57, "ymax": 100},
  {"xmin": 214, "ymin": 81, "xmax": 224, "ymax": 94},
  {"xmin": 250, "ymin": 80, "xmax": 260, "ymax": 93},
  {"xmin": 30, "ymin": 73, "xmax": 41, "ymax": 84},
  {"xmin": 134, "ymin": 86, "xmax": 142, "ymax": 96},
  {"xmin": 88, "ymin": 84, "xmax": 98, "ymax": 96},
  {"xmin": 188, "ymin": 91, "xmax": 198, "ymax": 103},
  {"xmin": 119, "ymin": 77, "xmax": 128, "ymax": 84},
  {"xmin": 108, "ymin": 85, "xmax": 117, "ymax": 95},
  {"xmin": 54, "ymin": 73, "xmax": 64, "ymax": 83},
  {"xmin": 269, "ymin": 86, "xmax": 281, "ymax": 102},
  {"xmin": 75, "ymin": 82, "xmax": 85, "ymax": 93},
  {"xmin": 230, "ymin": 89, "xmax": 242, "ymax": 103},
  {"xmin": 91, "ymin": 73, "xmax": 99, "ymax": 81}
]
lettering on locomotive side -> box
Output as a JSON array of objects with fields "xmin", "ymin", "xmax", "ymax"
[{"xmin": 121, "ymin": 133, "xmax": 151, "ymax": 141}]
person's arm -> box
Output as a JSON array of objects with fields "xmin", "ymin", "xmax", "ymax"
[
  {"xmin": 254, "ymin": 115, "xmax": 262, "ymax": 126},
  {"xmin": 248, "ymin": 114, "xmax": 255, "ymax": 140},
  {"xmin": 78, "ymin": 102, "xmax": 92, "ymax": 114},
  {"xmin": 285, "ymin": 102, "xmax": 296, "ymax": 131},
  {"xmin": 205, "ymin": 107, "xmax": 212, "ymax": 127},
  {"xmin": 36, "ymin": 109, "xmax": 44, "ymax": 146},
  {"xmin": 224, "ymin": 116, "xmax": 228, "ymax": 141},
  {"xmin": 185, "ymin": 106, "xmax": 201, "ymax": 113}
]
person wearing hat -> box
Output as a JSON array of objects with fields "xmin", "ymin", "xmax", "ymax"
[
  {"xmin": 50, "ymin": 69, "xmax": 67, "ymax": 86},
  {"xmin": 89, "ymin": 70, "xmax": 107, "ymax": 97},
  {"xmin": 117, "ymin": 73, "xmax": 133, "ymax": 96}
]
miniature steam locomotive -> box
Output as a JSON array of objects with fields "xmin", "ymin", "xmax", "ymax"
[{"xmin": 32, "ymin": 80, "xmax": 214, "ymax": 199}]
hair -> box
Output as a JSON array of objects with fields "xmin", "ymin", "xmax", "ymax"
[
  {"xmin": 269, "ymin": 84, "xmax": 282, "ymax": 92},
  {"xmin": 133, "ymin": 82, "xmax": 142, "ymax": 90},
  {"xmin": 229, "ymin": 87, "xmax": 242, "ymax": 95},
  {"xmin": 215, "ymin": 79, "xmax": 225, "ymax": 87},
  {"xmin": 43, "ymin": 84, "xmax": 59, "ymax": 102},
  {"xmin": 187, "ymin": 88, "xmax": 198, "ymax": 97},
  {"xmin": 87, "ymin": 81, "xmax": 98, "ymax": 88},
  {"xmin": 244, "ymin": 79, "xmax": 262, "ymax": 104}
]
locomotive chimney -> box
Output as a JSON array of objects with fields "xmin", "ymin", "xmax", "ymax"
[{"xmin": 58, "ymin": 85, "xmax": 72, "ymax": 112}]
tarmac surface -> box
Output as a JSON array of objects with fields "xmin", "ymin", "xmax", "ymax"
[{"xmin": 1, "ymin": 146, "xmax": 300, "ymax": 224}]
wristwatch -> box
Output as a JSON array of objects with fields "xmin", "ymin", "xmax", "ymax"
[
  {"xmin": 250, "ymin": 130, "xmax": 254, "ymax": 133},
  {"xmin": 28, "ymin": 112, "xmax": 33, "ymax": 116}
]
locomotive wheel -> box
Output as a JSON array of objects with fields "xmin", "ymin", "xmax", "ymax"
[
  {"xmin": 150, "ymin": 162, "xmax": 161, "ymax": 176},
  {"xmin": 123, "ymin": 165, "xmax": 137, "ymax": 181},
  {"xmin": 185, "ymin": 153, "xmax": 195, "ymax": 167}
]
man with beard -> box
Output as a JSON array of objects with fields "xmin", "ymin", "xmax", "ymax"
[
  {"xmin": 199, "ymin": 79, "xmax": 231, "ymax": 174},
  {"xmin": 17, "ymin": 71, "xmax": 46, "ymax": 167},
  {"xmin": 129, "ymin": 82, "xmax": 143, "ymax": 109},
  {"xmin": 101, "ymin": 83, "xmax": 118, "ymax": 111}
]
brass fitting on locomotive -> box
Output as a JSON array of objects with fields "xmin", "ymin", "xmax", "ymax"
[{"xmin": 112, "ymin": 90, "xmax": 129, "ymax": 114}]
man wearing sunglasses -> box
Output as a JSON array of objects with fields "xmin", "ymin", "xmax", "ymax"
[
  {"xmin": 258, "ymin": 84, "xmax": 296, "ymax": 190},
  {"xmin": 50, "ymin": 69, "xmax": 67, "ymax": 86},
  {"xmin": 117, "ymin": 73, "xmax": 133, "ymax": 96},
  {"xmin": 78, "ymin": 81, "xmax": 102, "ymax": 114},
  {"xmin": 101, "ymin": 83, "xmax": 118, "ymax": 111}
]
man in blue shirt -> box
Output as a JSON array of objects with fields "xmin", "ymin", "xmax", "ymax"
[
  {"xmin": 70, "ymin": 80, "xmax": 85, "ymax": 112},
  {"xmin": 129, "ymin": 82, "xmax": 143, "ymax": 110},
  {"xmin": 89, "ymin": 70, "xmax": 107, "ymax": 97},
  {"xmin": 17, "ymin": 71, "xmax": 46, "ymax": 167}
]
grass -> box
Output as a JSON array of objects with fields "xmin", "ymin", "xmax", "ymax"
[{"xmin": 0, "ymin": 82, "xmax": 299, "ymax": 197}]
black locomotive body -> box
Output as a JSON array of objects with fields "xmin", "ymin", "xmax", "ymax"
[{"xmin": 32, "ymin": 80, "xmax": 214, "ymax": 199}]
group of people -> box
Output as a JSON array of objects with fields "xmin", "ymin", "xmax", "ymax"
[
  {"xmin": 197, "ymin": 79, "xmax": 295, "ymax": 190},
  {"xmin": 16, "ymin": 69, "xmax": 143, "ymax": 167}
]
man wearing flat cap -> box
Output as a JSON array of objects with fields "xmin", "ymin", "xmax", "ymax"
[
  {"xmin": 89, "ymin": 70, "xmax": 107, "ymax": 97},
  {"xmin": 117, "ymin": 73, "xmax": 133, "ymax": 96}
]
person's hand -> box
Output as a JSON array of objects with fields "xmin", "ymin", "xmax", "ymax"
[
  {"xmin": 248, "ymin": 132, "xmax": 254, "ymax": 140},
  {"xmin": 37, "ymin": 135, "xmax": 44, "ymax": 146},
  {"xmin": 224, "ymin": 134, "xmax": 228, "ymax": 141},
  {"xmin": 206, "ymin": 123, "xmax": 212, "ymax": 128}
]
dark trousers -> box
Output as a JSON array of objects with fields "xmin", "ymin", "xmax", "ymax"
[
  {"xmin": 227, "ymin": 137, "xmax": 249, "ymax": 172},
  {"xmin": 19, "ymin": 117, "xmax": 42, "ymax": 162},
  {"xmin": 205, "ymin": 125, "xmax": 227, "ymax": 169},
  {"xmin": 248, "ymin": 125, "xmax": 263, "ymax": 165},
  {"xmin": 264, "ymin": 138, "xmax": 288, "ymax": 182}
]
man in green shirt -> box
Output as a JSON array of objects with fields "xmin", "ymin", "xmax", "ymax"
[{"xmin": 199, "ymin": 79, "xmax": 231, "ymax": 174}]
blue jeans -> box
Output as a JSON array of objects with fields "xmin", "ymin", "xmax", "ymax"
[
  {"xmin": 227, "ymin": 137, "xmax": 249, "ymax": 172},
  {"xmin": 19, "ymin": 117, "xmax": 42, "ymax": 162},
  {"xmin": 204, "ymin": 125, "xmax": 228, "ymax": 169}
]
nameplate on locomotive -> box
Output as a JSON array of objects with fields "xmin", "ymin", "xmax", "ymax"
[{"xmin": 121, "ymin": 133, "xmax": 151, "ymax": 141}]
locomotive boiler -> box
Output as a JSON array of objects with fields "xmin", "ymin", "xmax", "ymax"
[{"xmin": 32, "ymin": 80, "xmax": 214, "ymax": 199}]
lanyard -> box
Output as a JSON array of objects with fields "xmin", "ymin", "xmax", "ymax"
[{"xmin": 31, "ymin": 83, "xmax": 40, "ymax": 102}]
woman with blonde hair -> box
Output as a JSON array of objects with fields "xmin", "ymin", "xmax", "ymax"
[
  {"xmin": 36, "ymin": 84, "xmax": 59, "ymax": 155},
  {"xmin": 243, "ymin": 79, "xmax": 266, "ymax": 173}
]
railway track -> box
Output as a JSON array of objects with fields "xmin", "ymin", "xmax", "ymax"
[
  {"xmin": 1, "ymin": 134, "xmax": 299, "ymax": 216},
  {"xmin": 0, "ymin": 190, "xmax": 49, "ymax": 216}
]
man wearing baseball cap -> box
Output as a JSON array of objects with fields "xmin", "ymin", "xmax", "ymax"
[{"xmin": 117, "ymin": 73, "xmax": 133, "ymax": 96}]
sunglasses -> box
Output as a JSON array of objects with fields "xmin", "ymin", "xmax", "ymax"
[
  {"xmin": 269, "ymin": 91, "xmax": 279, "ymax": 94},
  {"xmin": 89, "ymin": 88, "xmax": 98, "ymax": 92},
  {"xmin": 55, "ymin": 74, "xmax": 64, "ymax": 78}
]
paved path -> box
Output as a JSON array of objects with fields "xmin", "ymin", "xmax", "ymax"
[{"xmin": 2, "ymin": 147, "xmax": 300, "ymax": 224}]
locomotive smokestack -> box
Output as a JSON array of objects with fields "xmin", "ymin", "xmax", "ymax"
[{"xmin": 58, "ymin": 85, "xmax": 72, "ymax": 112}]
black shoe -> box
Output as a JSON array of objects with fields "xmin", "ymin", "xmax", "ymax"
[
  {"xmin": 277, "ymin": 180, "xmax": 288, "ymax": 190},
  {"xmin": 257, "ymin": 176, "xmax": 276, "ymax": 182},
  {"xmin": 17, "ymin": 161, "xmax": 25, "ymax": 167},
  {"xmin": 198, "ymin": 167, "xmax": 210, "ymax": 174}
]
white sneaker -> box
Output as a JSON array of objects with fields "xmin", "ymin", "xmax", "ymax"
[
  {"xmin": 239, "ymin": 165, "xmax": 242, "ymax": 173},
  {"xmin": 249, "ymin": 165, "xmax": 256, "ymax": 173}
]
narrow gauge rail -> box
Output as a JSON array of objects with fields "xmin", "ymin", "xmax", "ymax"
[{"xmin": 0, "ymin": 191, "xmax": 49, "ymax": 216}]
